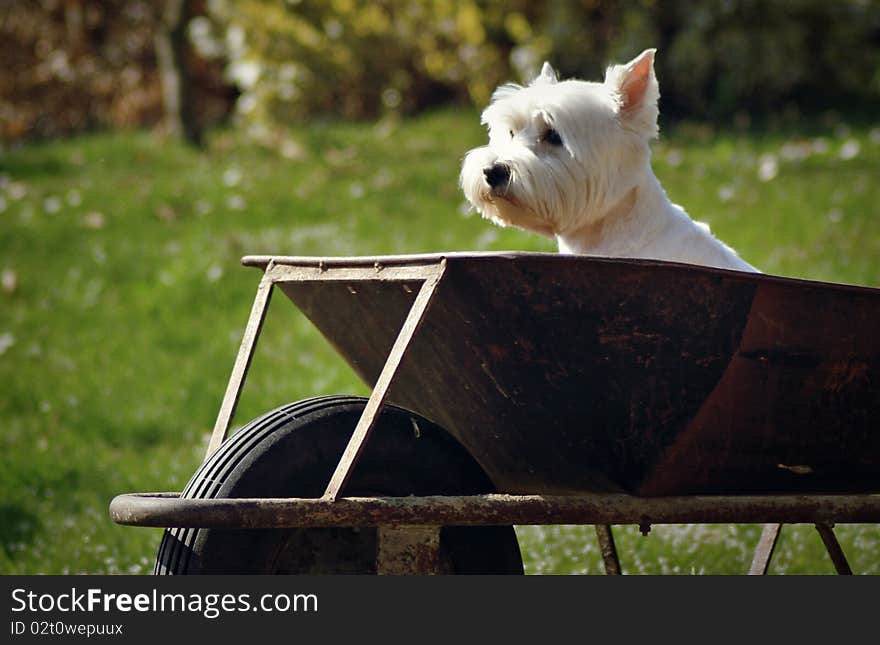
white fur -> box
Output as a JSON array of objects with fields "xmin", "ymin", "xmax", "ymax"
[{"xmin": 460, "ymin": 49, "xmax": 757, "ymax": 272}]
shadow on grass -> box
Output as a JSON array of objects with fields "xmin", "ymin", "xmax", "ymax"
[
  {"xmin": 0, "ymin": 503, "xmax": 42, "ymax": 558},
  {"xmin": 0, "ymin": 154, "xmax": 74, "ymax": 178}
]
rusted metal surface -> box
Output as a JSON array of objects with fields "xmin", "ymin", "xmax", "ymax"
[
  {"xmin": 376, "ymin": 526, "xmax": 446, "ymax": 575},
  {"xmin": 265, "ymin": 261, "xmax": 442, "ymax": 283},
  {"xmin": 748, "ymin": 523, "xmax": 782, "ymax": 575},
  {"xmin": 814, "ymin": 523, "xmax": 853, "ymax": 575},
  {"xmin": 594, "ymin": 525, "xmax": 621, "ymax": 575},
  {"xmin": 110, "ymin": 492, "xmax": 880, "ymax": 528},
  {"xmin": 244, "ymin": 252, "xmax": 880, "ymax": 497},
  {"xmin": 206, "ymin": 264, "xmax": 275, "ymax": 456},
  {"xmin": 322, "ymin": 261, "xmax": 446, "ymax": 501}
]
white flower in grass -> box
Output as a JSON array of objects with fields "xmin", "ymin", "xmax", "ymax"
[
  {"xmin": 348, "ymin": 183, "xmax": 365, "ymax": 199},
  {"xmin": 8, "ymin": 182, "xmax": 27, "ymax": 200},
  {"xmin": 223, "ymin": 167, "xmax": 242, "ymax": 187},
  {"xmin": 780, "ymin": 141, "xmax": 810, "ymax": 162},
  {"xmin": 474, "ymin": 229, "xmax": 498, "ymax": 250},
  {"xmin": 194, "ymin": 199, "xmax": 212, "ymax": 215},
  {"xmin": 757, "ymin": 154, "xmax": 778, "ymax": 182},
  {"xmin": 43, "ymin": 196, "xmax": 62, "ymax": 213},
  {"xmin": 281, "ymin": 139, "xmax": 304, "ymax": 160},
  {"xmin": 1, "ymin": 269, "xmax": 17, "ymax": 293},
  {"xmin": 839, "ymin": 139, "xmax": 860, "ymax": 161},
  {"xmin": 206, "ymin": 265, "xmax": 223, "ymax": 282},
  {"xmin": 665, "ymin": 149, "xmax": 683, "ymax": 166},
  {"xmin": 0, "ymin": 332, "xmax": 14, "ymax": 355},
  {"xmin": 81, "ymin": 211, "xmax": 105, "ymax": 229},
  {"xmin": 718, "ymin": 185, "xmax": 735, "ymax": 202},
  {"xmin": 811, "ymin": 138, "xmax": 829, "ymax": 154},
  {"xmin": 226, "ymin": 195, "xmax": 246, "ymax": 210}
]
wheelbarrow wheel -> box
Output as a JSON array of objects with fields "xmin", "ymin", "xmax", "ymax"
[{"xmin": 155, "ymin": 395, "xmax": 523, "ymax": 574}]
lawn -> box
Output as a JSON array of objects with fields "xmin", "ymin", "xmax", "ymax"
[{"xmin": 1, "ymin": 109, "xmax": 878, "ymax": 574}]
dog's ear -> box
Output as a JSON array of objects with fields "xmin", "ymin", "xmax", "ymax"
[
  {"xmin": 531, "ymin": 62, "xmax": 558, "ymax": 86},
  {"xmin": 488, "ymin": 83, "xmax": 523, "ymax": 104},
  {"xmin": 605, "ymin": 48, "xmax": 659, "ymax": 139}
]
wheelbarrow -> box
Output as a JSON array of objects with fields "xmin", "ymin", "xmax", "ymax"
[{"xmin": 110, "ymin": 252, "xmax": 880, "ymax": 574}]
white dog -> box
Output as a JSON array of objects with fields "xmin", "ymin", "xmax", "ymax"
[{"xmin": 460, "ymin": 49, "xmax": 757, "ymax": 272}]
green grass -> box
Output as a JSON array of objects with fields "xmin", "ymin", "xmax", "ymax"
[{"xmin": 1, "ymin": 110, "xmax": 878, "ymax": 574}]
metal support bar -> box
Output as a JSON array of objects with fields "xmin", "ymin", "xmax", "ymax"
[
  {"xmin": 814, "ymin": 523, "xmax": 853, "ymax": 575},
  {"xmin": 749, "ymin": 523, "xmax": 782, "ymax": 575},
  {"xmin": 322, "ymin": 260, "xmax": 446, "ymax": 501},
  {"xmin": 110, "ymin": 492, "xmax": 880, "ymax": 529},
  {"xmin": 376, "ymin": 526, "xmax": 445, "ymax": 575},
  {"xmin": 595, "ymin": 524, "xmax": 622, "ymax": 575},
  {"xmin": 265, "ymin": 262, "xmax": 442, "ymax": 283},
  {"xmin": 206, "ymin": 263, "xmax": 275, "ymax": 458}
]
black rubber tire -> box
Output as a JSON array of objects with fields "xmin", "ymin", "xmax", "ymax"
[{"xmin": 154, "ymin": 396, "xmax": 523, "ymax": 574}]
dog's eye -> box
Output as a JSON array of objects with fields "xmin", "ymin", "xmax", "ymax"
[
  {"xmin": 508, "ymin": 129, "xmax": 514, "ymax": 139},
  {"xmin": 542, "ymin": 129, "xmax": 563, "ymax": 146}
]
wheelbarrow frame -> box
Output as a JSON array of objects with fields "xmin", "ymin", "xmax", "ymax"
[{"xmin": 110, "ymin": 253, "xmax": 880, "ymax": 574}]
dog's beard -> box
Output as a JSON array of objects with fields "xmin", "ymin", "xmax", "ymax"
[{"xmin": 481, "ymin": 195, "xmax": 555, "ymax": 236}]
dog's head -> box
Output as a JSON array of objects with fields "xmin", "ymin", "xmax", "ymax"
[{"xmin": 460, "ymin": 49, "xmax": 659, "ymax": 237}]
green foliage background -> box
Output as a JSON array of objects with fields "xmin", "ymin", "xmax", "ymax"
[{"xmin": 203, "ymin": 0, "xmax": 880, "ymax": 131}]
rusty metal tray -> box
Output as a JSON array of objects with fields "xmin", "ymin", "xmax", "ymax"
[{"xmin": 239, "ymin": 252, "xmax": 880, "ymax": 497}]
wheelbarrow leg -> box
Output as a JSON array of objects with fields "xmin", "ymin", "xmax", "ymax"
[
  {"xmin": 206, "ymin": 264, "xmax": 276, "ymax": 458},
  {"xmin": 749, "ymin": 523, "xmax": 782, "ymax": 575},
  {"xmin": 595, "ymin": 524, "xmax": 622, "ymax": 575},
  {"xmin": 814, "ymin": 523, "xmax": 853, "ymax": 575},
  {"xmin": 323, "ymin": 262, "xmax": 446, "ymax": 501}
]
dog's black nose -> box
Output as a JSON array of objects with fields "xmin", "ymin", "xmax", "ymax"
[{"xmin": 483, "ymin": 163, "xmax": 511, "ymax": 189}]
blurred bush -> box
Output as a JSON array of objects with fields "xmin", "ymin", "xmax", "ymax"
[
  {"xmin": 642, "ymin": 0, "xmax": 880, "ymax": 121},
  {"xmin": 204, "ymin": 0, "xmax": 546, "ymax": 127},
  {"xmin": 210, "ymin": 0, "xmax": 880, "ymax": 132},
  {"xmin": 0, "ymin": 0, "xmax": 235, "ymax": 143},
  {"xmin": 3, "ymin": 0, "xmax": 879, "ymax": 143}
]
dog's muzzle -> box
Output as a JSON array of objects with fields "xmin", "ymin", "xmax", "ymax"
[{"xmin": 483, "ymin": 163, "xmax": 511, "ymax": 190}]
